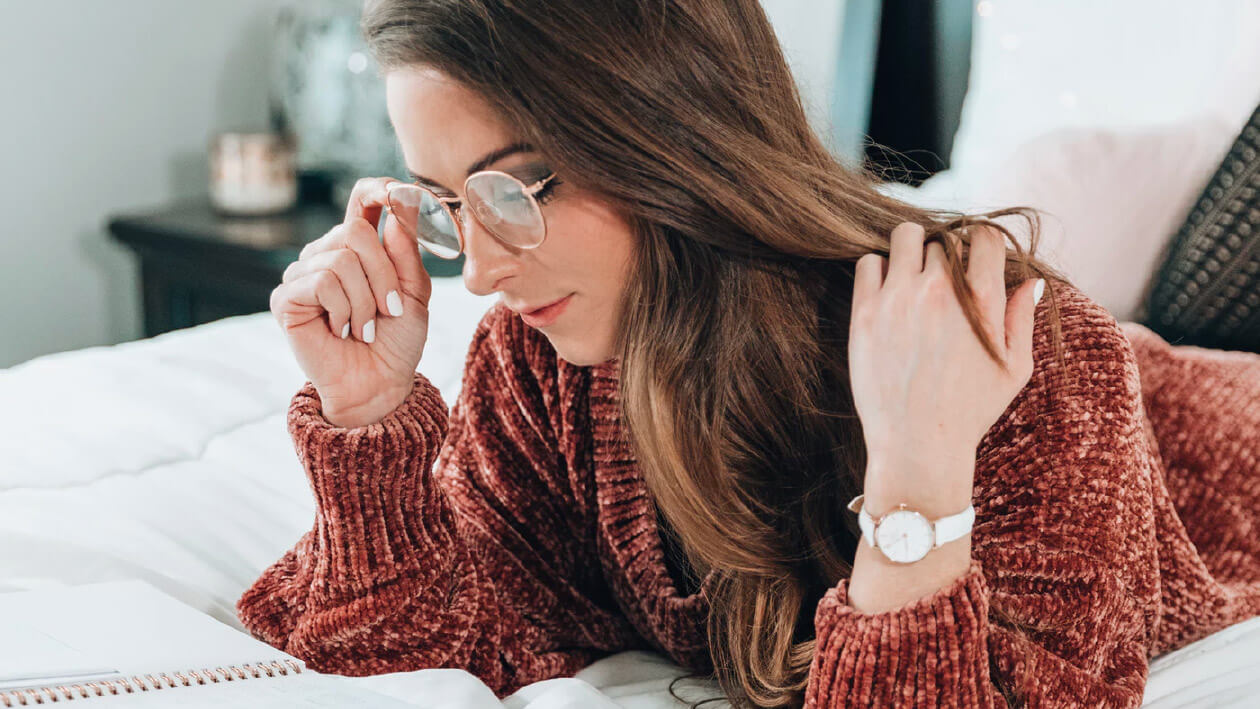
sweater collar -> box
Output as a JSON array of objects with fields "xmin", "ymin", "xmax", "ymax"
[{"xmin": 578, "ymin": 358, "xmax": 715, "ymax": 664}]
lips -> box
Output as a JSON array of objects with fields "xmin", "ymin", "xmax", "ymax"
[
  {"xmin": 517, "ymin": 293, "xmax": 574, "ymax": 328},
  {"xmin": 517, "ymin": 295, "xmax": 568, "ymax": 315}
]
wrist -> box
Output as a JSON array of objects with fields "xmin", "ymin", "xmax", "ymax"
[
  {"xmin": 322, "ymin": 379, "xmax": 415, "ymax": 430},
  {"xmin": 862, "ymin": 453, "xmax": 975, "ymax": 519},
  {"xmin": 848, "ymin": 529, "xmax": 972, "ymax": 612}
]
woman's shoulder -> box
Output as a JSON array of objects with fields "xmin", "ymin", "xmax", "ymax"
[
  {"xmin": 983, "ymin": 279, "xmax": 1145, "ymax": 448},
  {"xmin": 1030, "ymin": 279, "xmax": 1143, "ymax": 400},
  {"xmin": 973, "ymin": 280, "xmax": 1158, "ymax": 550}
]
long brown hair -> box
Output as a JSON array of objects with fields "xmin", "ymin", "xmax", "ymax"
[{"xmin": 362, "ymin": 1, "xmax": 1070, "ymax": 706}]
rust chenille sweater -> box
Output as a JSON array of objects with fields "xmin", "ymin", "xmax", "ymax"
[{"xmin": 236, "ymin": 281, "xmax": 1260, "ymax": 707}]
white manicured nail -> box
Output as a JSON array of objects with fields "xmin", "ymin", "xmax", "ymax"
[
  {"xmin": 341, "ymin": 322, "xmax": 350, "ymax": 339},
  {"xmin": 363, "ymin": 319, "xmax": 375, "ymax": 343},
  {"xmin": 386, "ymin": 290, "xmax": 403, "ymax": 317},
  {"xmin": 1033, "ymin": 279, "xmax": 1045, "ymax": 305}
]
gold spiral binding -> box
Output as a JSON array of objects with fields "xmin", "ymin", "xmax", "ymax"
[{"xmin": 0, "ymin": 658, "xmax": 303, "ymax": 706}]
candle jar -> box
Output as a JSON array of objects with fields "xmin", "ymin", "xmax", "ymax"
[{"xmin": 209, "ymin": 131, "xmax": 298, "ymax": 216}]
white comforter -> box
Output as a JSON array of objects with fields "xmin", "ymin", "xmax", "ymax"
[{"xmin": 2, "ymin": 197, "xmax": 1258, "ymax": 707}]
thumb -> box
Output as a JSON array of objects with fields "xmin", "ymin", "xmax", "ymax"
[
  {"xmin": 1005, "ymin": 277, "xmax": 1044, "ymax": 373},
  {"xmin": 380, "ymin": 198, "xmax": 433, "ymax": 308}
]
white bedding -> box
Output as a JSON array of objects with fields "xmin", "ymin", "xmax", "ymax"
[{"xmin": 2, "ymin": 194, "xmax": 1258, "ymax": 706}]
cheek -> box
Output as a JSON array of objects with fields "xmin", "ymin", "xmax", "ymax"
[{"xmin": 549, "ymin": 198, "xmax": 636, "ymax": 291}]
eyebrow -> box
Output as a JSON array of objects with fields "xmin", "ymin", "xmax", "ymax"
[{"xmin": 406, "ymin": 141, "xmax": 537, "ymax": 191}]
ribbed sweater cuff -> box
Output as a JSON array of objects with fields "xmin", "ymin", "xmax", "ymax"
[
  {"xmin": 286, "ymin": 371, "xmax": 453, "ymax": 602},
  {"xmin": 808, "ymin": 558, "xmax": 992, "ymax": 706}
]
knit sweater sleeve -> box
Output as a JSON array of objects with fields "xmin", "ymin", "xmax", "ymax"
[
  {"xmin": 805, "ymin": 294, "xmax": 1162, "ymax": 708},
  {"xmin": 235, "ymin": 305, "xmax": 637, "ymax": 698}
]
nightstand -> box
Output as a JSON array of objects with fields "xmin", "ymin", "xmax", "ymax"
[{"xmin": 107, "ymin": 200, "xmax": 464, "ymax": 338}]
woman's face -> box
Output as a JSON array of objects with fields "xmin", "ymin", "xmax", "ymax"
[{"xmin": 385, "ymin": 66, "xmax": 635, "ymax": 366}]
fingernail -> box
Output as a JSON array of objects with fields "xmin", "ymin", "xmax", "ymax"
[
  {"xmin": 341, "ymin": 322, "xmax": 350, "ymax": 339},
  {"xmin": 364, "ymin": 319, "xmax": 375, "ymax": 343},
  {"xmin": 386, "ymin": 290, "xmax": 404, "ymax": 317},
  {"xmin": 1033, "ymin": 279, "xmax": 1045, "ymax": 305}
]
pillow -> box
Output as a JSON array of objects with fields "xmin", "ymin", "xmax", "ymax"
[
  {"xmin": 924, "ymin": 115, "xmax": 1238, "ymax": 321},
  {"xmin": 949, "ymin": 0, "xmax": 1260, "ymax": 178},
  {"xmin": 1139, "ymin": 102, "xmax": 1260, "ymax": 353}
]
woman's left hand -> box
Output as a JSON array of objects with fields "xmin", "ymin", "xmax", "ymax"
[{"xmin": 848, "ymin": 222, "xmax": 1043, "ymax": 515}]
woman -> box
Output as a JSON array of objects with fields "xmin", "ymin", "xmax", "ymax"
[{"xmin": 237, "ymin": 0, "xmax": 1260, "ymax": 706}]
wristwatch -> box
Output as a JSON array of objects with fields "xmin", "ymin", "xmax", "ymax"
[{"xmin": 846, "ymin": 494, "xmax": 975, "ymax": 564}]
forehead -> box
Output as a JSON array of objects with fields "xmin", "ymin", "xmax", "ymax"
[{"xmin": 385, "ymin": 67, "xmax": 519, "ymax": 176}]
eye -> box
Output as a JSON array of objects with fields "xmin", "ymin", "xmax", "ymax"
[
  {"xmin": 420, "ymin": 201, "xmax": 448, "ymax": 218},
  {"xmin": 409, "ymin": 180, "xmax": 461, "ymax": 208}
]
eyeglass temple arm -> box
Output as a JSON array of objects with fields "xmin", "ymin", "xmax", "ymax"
[
  {"xmin": 521, "ymin": 171, "xmax": 558, "ymax": 195},
  {"xmin": 430, "ymin": 171, "xmax": 557, "ymax": 205}
]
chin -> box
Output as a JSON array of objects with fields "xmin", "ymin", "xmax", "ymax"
[{"xmin": 549, "ymin": 337, "xmax": 615, "ymax": 367}]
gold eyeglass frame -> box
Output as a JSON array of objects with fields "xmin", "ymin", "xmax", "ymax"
[{"xmin": 385, "ymin": 170, "xmax": 559, "ymax": 259}]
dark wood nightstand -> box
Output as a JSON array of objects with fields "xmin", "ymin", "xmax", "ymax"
[{"xmin": 108, "ymin": 200, "xmax": 464, "ymax": 338}]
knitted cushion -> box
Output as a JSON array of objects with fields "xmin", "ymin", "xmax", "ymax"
[{"xmin": 1140, "ymin": 102, "xmax": 1260, "ymax": 353}]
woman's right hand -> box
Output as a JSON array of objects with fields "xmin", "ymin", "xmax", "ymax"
[{"xmin": 270, "ymin": 177, "xmax": 434, "ymax": 428}]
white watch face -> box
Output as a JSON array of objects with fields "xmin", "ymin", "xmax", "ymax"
[{"xmin": 874, "ymin": 510, "xmax": 934, "ymax": 563}]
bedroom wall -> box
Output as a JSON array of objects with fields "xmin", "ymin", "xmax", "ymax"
[
  {"xmin": 0, "ymin": 0, "xmax": 290, "ymax": 369},
  {"xmin": 0, "ymin": 0, "xmax": 852, "ymax": 369}
]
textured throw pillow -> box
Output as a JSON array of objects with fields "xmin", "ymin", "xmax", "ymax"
[{"xmin": 1140, "ymin": 102, "xmax": 1260, "ymax": 353}]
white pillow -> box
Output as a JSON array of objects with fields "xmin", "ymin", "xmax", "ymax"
[
  {"xmin": 955, "ymin": 115, "xmax": 1240, "ymax": 321},
  {"xmin": 950, "ymin": 0, "xmax": 1260, "ymax": 178}
]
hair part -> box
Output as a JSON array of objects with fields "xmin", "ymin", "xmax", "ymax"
[{"xmin": 363, "ymin": 1, "xmax": 1069, "ymax": 705}]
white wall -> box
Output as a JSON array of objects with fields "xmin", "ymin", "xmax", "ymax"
[
  {"xmin": 0, "ymin": 0, "xmax": 847, "ymax": 368},
  {"xmin": 761, "ymin": 0, "xmax": 848, "ymax": 156},
  {"xmin": 0, "ymin": 0, "xmax": 289, "ymax": 368}
]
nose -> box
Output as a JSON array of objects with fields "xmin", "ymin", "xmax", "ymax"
[{"xmin": 460, "ymin": 208, "xmax": 520, "ymax": 296}]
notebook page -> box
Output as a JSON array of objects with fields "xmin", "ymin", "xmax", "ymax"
[
  {"xmin": 0, "ymin": 580, "xmax": 419, "ymax": 706},
  {"xmin": 0, "ymin": 579, "xmax": 297, "ymax": 678},
  {"xmin": 0, "ymin": 616, "xmax": 122, "ymax": 689}
]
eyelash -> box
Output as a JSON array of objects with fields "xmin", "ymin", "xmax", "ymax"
[{"xmin": 533, "ymin": 177, "xmax": 562, "ymax": 205}]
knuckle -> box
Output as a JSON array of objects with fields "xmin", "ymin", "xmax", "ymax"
[
  {"xmin": 344, "ymin": 218, "xmax": 378, "ymax": 249},
  {"xmin": 314, "ymin": 269, "xmax": 339, "ymax": 293},
  {"xmin": 917, "ymin": 274, "xmax": 951, "ymax": 303},
  {"xmin": 326, "ymin": 222, "xmax": 349, "ymax": 241},
  {"xmin": 331, "ymin": 247, "xmax": 362, "ymax": 272},
  {"xmin": 300, "ymin": 227, "xmax": 341, "ymax": 260}
]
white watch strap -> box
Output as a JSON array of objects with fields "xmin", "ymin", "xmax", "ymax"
[
  {"xmin": 848, "ymin": 494, "xmax": 975, "ymax": 549},
  {"xmin": 932, "ymin": 501, "xmax": 976, "ymax": 547}
]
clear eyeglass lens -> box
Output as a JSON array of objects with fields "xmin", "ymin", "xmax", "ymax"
[
  {"xmin": 465, "ymin": 172, "xmax": 545, "ymax": 248},
  {"xmin": 387, "ymin": 173, "xmax": 545, "ymax": 258},
  {"xmin": 387, "ymin": 183, "xmax": 461, "ymax": 259}
]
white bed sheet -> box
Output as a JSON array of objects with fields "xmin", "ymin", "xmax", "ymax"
[{"xmin": 2, "ymin": 195, "xmax": 1258, "ymax": 706}]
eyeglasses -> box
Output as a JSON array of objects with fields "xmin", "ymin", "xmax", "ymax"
[{"xmin": 385, "ymin": 170, "xmax": 559, "ymax": 259}]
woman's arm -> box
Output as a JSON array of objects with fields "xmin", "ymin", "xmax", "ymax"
[
  {"xmin": 236, "ymin": 305, "xmax": 642, "ymax": 697},
  {"xmin": 846, "ymin": 454, "xmax": 977, "ymax": 614},
  {"xmin": 805, "ymin": 300, "xmax": 1161, "ymax": 707}
]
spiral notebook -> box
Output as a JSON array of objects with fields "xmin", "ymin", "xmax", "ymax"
[{"xmin": 0, "ymin": 579, "xmax": 419, "ymax": 707}]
